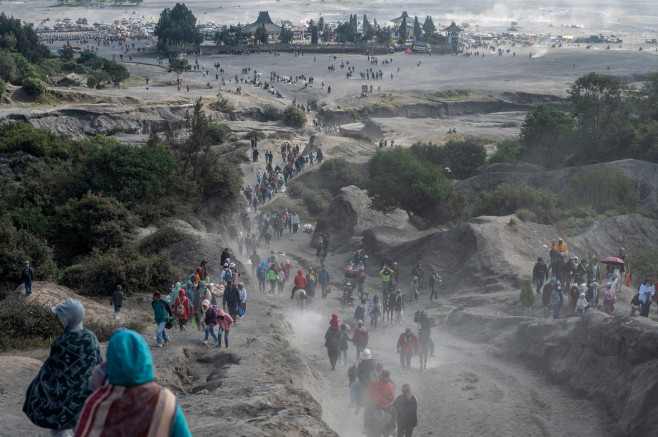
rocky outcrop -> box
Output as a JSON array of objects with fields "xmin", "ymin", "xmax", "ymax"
[
  {"xmin": 364, "ymin": 214, "xmax": 658, "ymax": 293},
  {"xmin": 312, "ymin": 186, "xmax": 415, "ymax": 250},
  {"xmin": 456, "ymin": 159, "xmax": 658, "ymax": 214},
  {"xmin": 444, "ymin": 309, "xmax": 658, "ymax": 436}
]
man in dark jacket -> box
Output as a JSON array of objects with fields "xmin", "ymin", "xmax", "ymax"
[
  {"xmin": 220, "ymin": 248, "xmax": 231, "ymax": 266},
  {"xmin": 393, "ymin": 384, "xmax": 418, "ymax": 437},
  {"xmin": 111, "ymin": 285, "xmax": 124, "ymax": 318},
  {"xmin": 532, "ymin": 257, "xmax": 549, "ymax": 295},
  {"xmin": 21, "ymin": 260, "xmax": 35, "ymax": 296},
  {"xmin": 223, "ymin": 281, "xmax": 240, "ymax": 324}
]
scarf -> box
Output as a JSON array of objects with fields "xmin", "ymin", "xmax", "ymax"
[{"xmin": 75, "ymin": 383, "xmax": 176, "ymax": 437}]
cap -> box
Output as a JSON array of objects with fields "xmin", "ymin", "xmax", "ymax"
[
  {"xmin": 580, "ymin": 292, "xmax": 585, "ymax": 296},
  {"xmin": 360, "ymin": 349, "xmax": 371, "ymax": 359},
  {"xmin": 357, "ymin": 320, "xmax": 363, "ymax": 325},
  {"xmin": 202, "ymin": 299, "xmax": 210, "ymax": 307}
]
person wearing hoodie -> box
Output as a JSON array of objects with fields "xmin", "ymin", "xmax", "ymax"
[
  {"xmin": 267, "ymin": 264, "xmax": 279, "ymax": 295},
  {"xmin": 291, "ymin": 268, "xmax": 307, "ymax": 299},
  {"xmin": 111, "ymin": 285, "xmax": 124, "ymax": 318},
  {"xmin": 256, "ymin": 261, "xmax": 268, "ymax": 293},
  {"xmin": 223, "ymin": 281, "xmax": 240, "ymax": 324},
  {"xmin": 174, "ymin": 288, "xmax": 191, "ymax": 331},
  {"xmin": 24, "ymin": 298, "xmax": 102, "ymax": 437},
  {"xmin": 193, "ymin": 281, "xmax": 212, "ymax": 331},
  {"xmin": 201, "ymin": 300, "xmax": 220, "ymax": 346},
  {"xmin": 184, "ymin": 274, "xmax": 196, "ymax": 305},
  {"xmin": 324, "ymin": 314, "xmax": 342, "ymax": 370},
  {"xmin": 74, "ymin": 330, "xmax": 191, "ymax": 437},
  {"xmin": 549, "ymin": 285, "xmax": 561, "ymax": 319},
  {"xmin": 393, "ymin": 384, "xmax": 418, "ymax": 437},
  {"xmin": 604, "ymin": 282, "xmax": 616, "ymax": 315},
  {"xmin": 168, "ymin": 282, "xmax": 182, "ymax": 307},
  {"xmin": 576, "ymin": 292, "xmax": 589, "ymax": 317},
  {"xmin": 152, "ymin": 292, "xmax": 172, "ymax": 346},
  {"xmin": 216, "ymin": 306, "xmax": 234, "ymax": 348}
]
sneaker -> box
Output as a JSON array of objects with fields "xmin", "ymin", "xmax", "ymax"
[
  {"xmin": 158, "ymin": 343, "xmax": 163, "ymax": 347},
  {"xmin": 164, "ymin": 338, "xmax": 170, "ymax": 345},
  {"xmin": 202, "ymin": 339, "xmax": 208, "ymax": 345},
  {"xmin": 212, "ymin": 341, "xmax": 220, "ymax": 347}
]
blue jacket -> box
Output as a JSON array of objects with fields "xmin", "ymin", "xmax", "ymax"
[
  {"xmin": 318, "ymin": 268, "xmax": 331, "ymax": 285},
  {"xmin": 106, "ymin": 330, "xmax": 191, "ymax": 436},
  {"xmin": 152, "ymin": 299, "xmax": 169, "ymax": 324}
]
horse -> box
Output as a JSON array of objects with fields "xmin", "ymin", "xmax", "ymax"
[
  {"xmin": 365, "ymin": 407, "xmax": 395, "ymax": 437},
  {"xmin": 418, "ymin": 330, "xmax": 430, "ymax": 372},
  {"xmin": 295, "ymin": 289, "xmax": 310, "ymax": 312}
]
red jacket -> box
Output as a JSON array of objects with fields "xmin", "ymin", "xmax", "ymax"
[
  {"xmin": 294, "ymin": 269, "xmax": 307, "ymax": 288},
  {"xmin": 397, "ymin": 333, "xmax": 420, "ymax": 354},
  {"xmin": 368, "ymin": 380, "xmax": 395, "ymax": 409},
  {"xmin": 174, "ymin": 290, "xmax": 191, "ymax": 320}
]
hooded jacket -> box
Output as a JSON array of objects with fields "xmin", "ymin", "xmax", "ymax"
[
  {"xmin": 397, "ymin": 332, "xmax": 420, "ymax": 354},
  {"xmin": 216, "ymin": 307, "xmax": 234, "ymax": 331},
  {"xmin": 204, "ymin": 305, "xmax": 219, "ymax": 325},
  {"xmin": 75, "ymin": 330, "xmax": 191, "ymax": 437},
  {"xmin": 294, "ymin": 269, "xmax": 307, "ymax": 288},
  {"xmin": 174, "ymin": 289, "xmax": 191, "ymax": 320}
]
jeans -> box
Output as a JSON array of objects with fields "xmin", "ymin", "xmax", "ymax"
[
  {"xmin": 114, "ymin": 306, "xmax": 121, "ymax": 315},
  {"xmin": 370, "ymin": 313, "xmax": 379, "ymax": 329},
  {"xmin": 258, "ymin": 279, "xmax": 266, "ymax": 293},
  {"xmin": 204, "ymin": 323, "xmax": 218, "ymax": 342},
  {"xmin": 429, "ymin": 287, "xmax": 438, "ymax": 300},
  {"xmin": 535, "ymin": 278, "xmax": 544, "ymax": 294},
  {"xmin": 24, "ymin": 280, "xmax": 32, "ymax": 295},
  {"xmin": 218, "ymin": 328, "xmax": 230, "ymax": 346},
  {"xmin": 156, "ymin": 322, "xmax": 169, "ymax": 344},
  {"xmin": 340, "ymin": 349, "xmax": 348, "ymax": 365},
  {"xmin": 640, "ymin": 301, "xmax": 651, "ymax": 317},
  {"xmin": 356, "ymin": 345, "xmax": 365, "ymax": 361},
  {"xmin": 350, "ymin": 378, "xmax": 360, "ymax": 403},
  {"xmin": 400, "ymin": 351, "xmax": 412, "ymax": 370},
  {"xmin": 576, "ymin": 309, "xmax": 584, "ymax": 317},
  {"xmin": 543, "ymin": 306, "xmax": 550, "ymax": 318},
  {"xmin": 321, "ymin": 283, "xmax": 329, "ymax": 298},
  {"xmin": 553, "ymin": 304, "xmax": 560, "ymax": 319}
]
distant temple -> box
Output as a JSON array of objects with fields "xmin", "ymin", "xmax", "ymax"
[
  {"xmin": 443, "ymin": 22, "xmax": 463, "ymax": 42},
  {"xmin": 391, "ymin": 11, "xmax": 409, "ymax": 25},
  {"xmin": 243, "ymin": 11, "xmax": 282, "ymax": 35}
]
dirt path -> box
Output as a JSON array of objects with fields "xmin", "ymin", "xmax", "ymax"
[{"xmin": 251, "ymin": 227, "xmax": 614, "ymax": 437}]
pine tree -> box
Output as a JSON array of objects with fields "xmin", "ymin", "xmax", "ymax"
[
  {"xmin": 399, "ymin": 16, "xmax": 407, "ymax": 44},
  {"xmin": 413, "ymin": 16, "xmax": 423, "ymax": 41}
]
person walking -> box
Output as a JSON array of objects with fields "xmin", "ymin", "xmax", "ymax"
[
  {"xmin": 549, "ymin": 285, "xmax": 561, "ymax": 319},
  {"xmin": 21, "ymin": 260, "xmax": 35, "ymax": 296},
  {"xmin": 367, "ymin": 295, "xmax": 383, "ymax": 330},
  {"xmin": 173, "ymin": 288, "xmax": 191, "ymax": 331},
  {"xmin": 318, "ymin": 264, "xmax": 331, "ymax": 298},
  {"xmin": 237, "ymin": 281, "xmax": 248, "ymax": 317},
  {"xmin": 215, "ymin": 306, "xmax": 234, "ymax": 348},
  {"xmin": 151, "ymin": 292, "xmax": 172, "ymax": 347},
  {"xmin": 352, "ymin": 319, "xmax": 369, "ymax": 361},
  {"xmin": 339, "ymin": 323, "xmax": 350, "ymax": 366},
  {"xmin": 111, "ymin": 285, "xmax": 124, "ymax": 318},
  {"xmin": 639, "ymin": 278, "xmax": 654, "ymax": 317},
  {"xmin": 604, "ymin": 282, "xmax": 616, "ymax": 315},
  {"xmin": 324, "ymin": 314, "xmax": 342, "ymax": 370},
  {"xmin": 223, "ymin": 281, "xmax": 240, "ymax": 324},
  {"xmin": 201, "ymin": 300, "xmax": 220, "ymax": 346},
  {"xmin": 256, "ymin": 261, "xmax": 267, "ymax": 293},
  {"xmin": 393, "ymin": 384, "xmax": 418, "ymax": 437},
  {"xmin": 24, "ymin": 299, "xmax": 102, "ymax": 437},
  {"xmin": 74, "ymin": 330, "xmax": 191, "ymax": 437},
  {"xmin": 397, "ymin": 328, "xmax": 420, "ymax": 371},
  {"xmin": 532, "ymin": 257, "xmax": 549, "ymax": 295}
]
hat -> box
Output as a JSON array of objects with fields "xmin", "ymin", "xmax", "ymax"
[
  {"xmin": 357, "ymin": 320, "xmax": 364, "ymax": 325},
  {"xmin": 538, "ymin": 257, "xmax": 543, "ymax": 261},
  {"xmin": 202, "ymin": 299, "xmax": 210, "ymax": 307},
  {"xmin": 580, "ymin": 292, "xmax": 585, "ymax": 296},
  {"xmin": 413, "ymin": 276, "xmax": 418, "ymax": 281},
  {"xmin": 238, "ymin": 281, "xmax": 244, "ymax": 286},
  {"xmin": 230, "ymin": 262, "xmax": 236, "ymax": 268},
  {"xmin": 24, "ymin": 260, "xmax": 30, "ymax": 264},
  {"xmin": 116, "ymin": 285, "xmax": 122, "ymax": 291},
  {"xmin": 360, "ymin": 349, "xmax": 371, "ymax": 359},
  {"xmin": 201, "ymin": 259, "xmax": 207, "ymax": 264},
  {"xmin": 224, "ymin": 263, "xmax": 229, "ymax": 267}
]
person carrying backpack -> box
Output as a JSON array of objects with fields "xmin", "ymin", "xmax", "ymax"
[
  {"xmin": 151, "ymin": 292, "xmax": 172, "ymax": 347},
  {"xmin": 111, "ymin": 285, "xmax": 124, "ymax": 318},
  {"xmin": 352, "ymin": 319, "xmax": 369, "ymax": 361},
  {"xmin": 256, "ymin": 261, "xmax": 267, "ymax": 293},
  {"xmin": 174, "ymin": 289, "xmax": 191, "ymax": 331}
]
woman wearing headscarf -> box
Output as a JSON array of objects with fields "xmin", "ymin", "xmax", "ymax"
[
  {"xmin": 604, "ymin": 282, "xmax": 616, "ymax": 315},
  {"xmin": 24, "ymin": 298, "xmax": 102, "ymax": 437},
  {"xmin": 324, "ymin": 314, "xmax": 342, "ymax": 370},
  {"xmin": 75, "ymin": 330, "xmax": 191, "ymax": 437}
]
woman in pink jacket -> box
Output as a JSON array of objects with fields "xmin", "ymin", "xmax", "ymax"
[{"xmin": 216, "ymin": 307, "xmax": 234, "ymax": 348}]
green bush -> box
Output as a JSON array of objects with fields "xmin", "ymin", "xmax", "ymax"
[
  {"xmin": 410, "ymin": 140, "xmax": 486, "ymax": 179},
  {"xmin": 317, "ymin": 158, "xmax": 366, "ymax": 193},
  {"xmin": 0, "ymin": 78, "xmax": 5, "ymax": 102},
  {"xmin": 0, "ymin": 50, "xmax": 18, "ymax": 83},
  {"xmin": 21, "ymin": 76, "xmax": 47, "ymax": 97},
  {"xmin": 61, "ymin": 245, "xmax": 178, "ymax": 297},
  {"xmin": 207, "ymin": 123, "xmax": 232, "ymax": 144},
  {"xmin": 208, "ymin": 92, "xmax": 234, "ymax": 112},
  {"xmin": 560, "ymin": 164, "xmax": 641, "ymax": 214},
  {"xmin": 301, "ymin": 188, "xmax": 333, "ymax": 216},
  {"xmin": 54, "ymin": 192, "xmax": 137, "ymax": 263},
  {"xmin": 0, "ymin": 221, "xmax": 59, "ymax": 289},
  {"xmin": 0, "ymin": 301, "xmax": 61, "ymax": 351},
  {"xmin": 629, "ymin": 248, "xmax": 658, "ymax": 288},
  {"xmin": 241, "ymin": 129, "xmax": 266, "ymax": 141},
  {"xmin": 488, "ymin": 139, "xmax": 527, "ymax": 164},
  {"xmin": 283, "ymin": 106, "xmax": 308, "ymax": 128},
  {"xmin": 0, "ymin": 122, "xmax": 87, "ymax": 161},
  {"xmin": 473, "ymin": 183, "xmax": 563, "ymax": 223}
]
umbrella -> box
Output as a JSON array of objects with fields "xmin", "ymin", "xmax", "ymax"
[{"xmin": 601, "ymin": 257, "xmax": 625, "ymax": 265}]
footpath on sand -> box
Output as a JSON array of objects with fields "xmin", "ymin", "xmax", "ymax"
[{"xmin": 254, "ymin": 223, "xmax": 614, "ymax": 437}]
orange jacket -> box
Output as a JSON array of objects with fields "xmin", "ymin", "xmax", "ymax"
[
  {"xmin": 397, "ymin": 332, "xmax": 420, "ymax": 354},
  {"xmin": 368, "ymin": 380, "xmax": 395, "ymax": 409}
]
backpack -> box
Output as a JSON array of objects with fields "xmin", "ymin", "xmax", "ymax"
[
  {"xmin": 175, "ymin": 297, "xmax": 187, "ymax": 316},
  {"xmin": 357, "ymin": 271, "xmax": 366, "ymax": 284},
  {"xmin": 161, "ymin": 299, "xmax": 173, "ymax": 318},
  {"xmin": 354, "ymin": 305, "xmax": 366, "ymax": 321},
  {"xmin": 257, "ymin": 267, "xmax": 266, "ymax": 280}
]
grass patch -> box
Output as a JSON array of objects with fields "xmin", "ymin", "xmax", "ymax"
[
  {"xmin": 427, "ymin": 89, "xmax": 493, "ymax": 102},
  {"xmin": 341, "ymin": 130, "xmax": 372, "ymax": 143},
  {"xmin": 241, "ymin": 129, "xmax": 267, "ymax": 141},
  {"xmin": 268, "ymin": 131, "xmax": 294, "ymax": 140},
  {"xmin": 138, "ymin": 226, "xmax": 185, "ymax": 254}
]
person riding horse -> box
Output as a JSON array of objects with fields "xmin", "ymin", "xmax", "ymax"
[{"xmin": 416, "ymin": 310, "xmax": 435, "ymax": 357}]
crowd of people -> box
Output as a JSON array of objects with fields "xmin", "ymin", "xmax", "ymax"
[{"xmin": 532, "ymin": 240, "xmax": 657, "ymax": 319}]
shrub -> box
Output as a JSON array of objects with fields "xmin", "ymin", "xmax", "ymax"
[
  {"xmin": 138, "ymin": 227, "xmax": 185, "ymax": 254},
  {"xmin": 410, "ymin": 140, "xmax": 486, "ymax": 179},
  {"xmin": 560, "ymin": 164, "xmax": 640, "ymax": 214},
  {"xmin": 61, "ymin": 245, "xmax": 178, "ymax": 297},
  {"xmin": 0, "ymin": 301, "xmax": 61, "ymax": 351},
  {"xmin": 283, "ymin": 106, "xmax": 308, "ymax": 128},
  {"xmin": 0, "ymin": 78, "xmax": 5, "ymax": 102},
  {"xmin": 301, "ymin": 188, "xmax": 333, "ymax": 216},
  {"xmin": 473, "ymin": 183, "xmax": 562, "ymax": 223},
  {"xmin": 241, "ymin": 129, "xmax": 267, "ymax": 141},
  {"xmin": 208, "ymin": 92, "xmax": 234, "ymax": 112},
  {"xmin": 54, "ymin": 192, "xmax": 137, "ymax": 263},
  {"xmin": 206, "ymin": 123, "xmax": 232, "ymax": 144},
  {"xmin": 21, "ymin": 76, "xmax": 47, "ymax": 97},
  {"xmin": 317, "ymin": 158, "xmax": 366, "ymax": 193},
  {"xmin": 488, "ymin": 139, "xmax": 527, "ymax": 164},
  {"xmin": 630, "ymin": 248, "xmax": 658, "ymax": 288},
  {"xmin": 105, "ymin": 125, "xmax": 124, "ymax": 136},
  {"xmin": 0, "ymin": 221, "xmax": 59, "ymax": 289},
  {"xmin": 0, "ymin": 122, "xmax": 86, "ymax": 161},
  {"xmin": 341, "ymin": 130, "xmax": 372, "ymax": 142}
]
